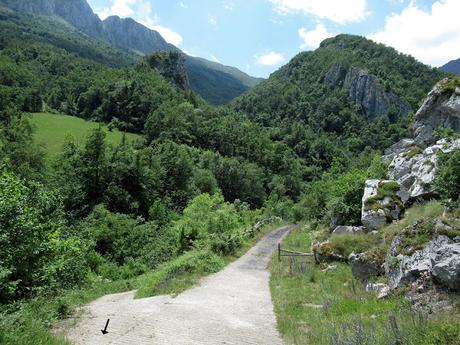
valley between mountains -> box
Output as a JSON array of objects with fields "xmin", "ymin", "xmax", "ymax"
[{"xmin": 0, "ymin": 1, "xmax": 460, "ymax": 345}]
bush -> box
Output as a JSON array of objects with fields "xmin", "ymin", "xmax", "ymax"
[
  {"xmin": 176, "ymin": 193, "xmax": 246, "ymax": 255},
  {"xmin": 0, "ymin": 171, "xmax": 88, "ymax": 301},
  {"xmin": 80, "ymin": 205, "xmax": 178, "ymax": 270},
  {"xmin": 436, "ymin": 149, "xmax": 460, "ymax": 205}
]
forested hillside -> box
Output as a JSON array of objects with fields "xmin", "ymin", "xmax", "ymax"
[
  {"xmin": 0, "ymin": 0, "xmax": 262, "ymax": 104},
  {"xmin": 0, "ymin": 3, "xmax": 458, "ymax": 341},
  {"xmin": 442, "ymin": 57, "xmax": 460, "ymax": 76},
  {"xmin": 233, "ymin": 35, "xmax": 445, "ymax": 168}
]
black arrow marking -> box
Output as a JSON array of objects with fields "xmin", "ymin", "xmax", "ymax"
[{"xmin": 101, "ymin": 319, "xmax": 110, "ymax": 335}]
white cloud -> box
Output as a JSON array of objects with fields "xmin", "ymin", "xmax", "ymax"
[
  {"xmin": 270, "ymin": 0, "xmax": 369, "ymax": 24},
  {"xmin": 368, "ymin": 0, "xmax": 460, "ymax": 66},
  {"xmin": 223, "ymin": 1, "xmax": 234, "ymax": 11},
  {"xmin": 97, "ymin": 0, "xmax": 136, "ymax": 19},
  {"xmin": 151, "ymin": 25, "xmax": 183, "ymax": 45},
  {"xmin": 299, "ymin": 24, "xmax": 335, "ymax": 49},
  {"xmin": 179, "ymin": 2, "xmax": 188, "ymax": 9},
  {"xmin": 256, "ymin": 51, "xmax": 285, "ymax": 66},
  {"xmin": 211, "ymin": 55, "xmax": 221, "ymax": 63},
  {"xmin": 209, "ymin": 16, "xmax": 217, "ymax": 26}
]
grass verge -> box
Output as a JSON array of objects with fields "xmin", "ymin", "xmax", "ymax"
[{"xmin": 270, "ymin": 224, "xmax": 460, "ymax": 345}]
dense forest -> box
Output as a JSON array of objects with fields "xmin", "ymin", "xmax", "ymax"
[{"xmin": 0, "ymin": 4, "xmax": 458, "ymax": 344}]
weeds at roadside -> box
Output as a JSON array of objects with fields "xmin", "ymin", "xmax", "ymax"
[{"xmin": 270, "ymin": 224, "xmax": 460, "ymax": 345}]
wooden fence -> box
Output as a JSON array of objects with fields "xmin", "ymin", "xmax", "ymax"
[{"xmin": 277, "ymin": 243, "xmax": 314, "ymax": 261}]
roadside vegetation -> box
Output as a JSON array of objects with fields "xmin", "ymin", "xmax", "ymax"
[
  {"xmin": 0, "ymin": 6, "xmax": 458, "ymax": 345},
  {"xmin": 270, "ymin": 222, "xmax": 460, "ymax": 345}
]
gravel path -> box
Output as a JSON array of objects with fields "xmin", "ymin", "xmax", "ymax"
[{"xmin": 59, "ymin": 226, "xmax": 292, "ymax": 345}]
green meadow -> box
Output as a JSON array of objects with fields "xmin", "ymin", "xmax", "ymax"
[{"xmin": 29, "ymin": 113, "xmax": 142, "ymax": 158}]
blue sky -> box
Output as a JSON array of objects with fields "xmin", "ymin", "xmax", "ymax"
[{"xmin": 87, "ymin": 0, "xmax": 460, "ymax": 78}]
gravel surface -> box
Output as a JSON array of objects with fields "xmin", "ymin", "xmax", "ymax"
[{"xmin": 59, "ymin": 225, "xmax": 292, "ymax": 345}]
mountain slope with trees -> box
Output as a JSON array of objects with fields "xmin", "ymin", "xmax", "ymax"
[
  {"xmin": 0, "ymin": 5, "xmax": 458, "ymax": 342},
  {"xmin": 0, "ymin": 0, "xmax": 262, "ymax": 104},
  {"xmin": 233, "ymin": 34, "xmax": 445, "ymax": 170},
  {"xmin": 442, "ymin": 57, "xmax": 460, "ymax": 76}
]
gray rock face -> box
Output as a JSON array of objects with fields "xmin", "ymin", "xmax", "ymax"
[
  {"xmin": 349, "ymin": 252, "xmax": 383, "ymax": 283},
  {"xmin": 387, "ymin": 138, "xmax": 460, "ymax": 201},
  {"xmin": 0, "ymin": 0, "xmax": 105, "ymax": 39},
  {"xmin": 103, "ymin": 16, "xmax": 175, "ymax": 54},
  {"xmin": 412, "ymin": 78, "xmax": 460, "ymax": 147},
  {"xmin": 365, "ymin": 283, "xmax": 390, "ymax": 299},
  {"xmin": 385, "ymin": 235, "xmax": 460, "ymax": 290},
  {"xmin": 332, "ymin": 226, "xmax": 367, "ymax": 235},
  {"xmin": 322, "ymin": 64, "xmax": 412, "ymax": 119},
  {"xmin": 361, "ymin": 180, "xmax": 404, "ymax": 230},
  {"xmin": 383, "ymin": 138, "xmax": 415, "ymax": 159}
]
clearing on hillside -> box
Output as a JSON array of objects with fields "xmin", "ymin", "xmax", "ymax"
[{"xmin": 29, "ymin": 113, "xmax": 142, "ymax": 158}]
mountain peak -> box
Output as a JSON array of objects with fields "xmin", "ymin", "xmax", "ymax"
[
  {"xmin": 442, "ymin": 58, "xmax": 460, "ymax": 76},
  {"xmin": 102, "ymin": 15, "xmax": 175, "ymax": 53},
  {"xmin": 0, "ymin": 0, "xmax": 104, "ymax": 38}
]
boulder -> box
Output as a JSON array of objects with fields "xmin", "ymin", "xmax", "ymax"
[
  {"xmin": 432, "ymin": 244, "xmax": 460, "ymax": 290},
  {"xmin": 312, "ymin": 241, "xmax": 347, "ymax": 263},
  {"xmin": 412, "ymin": 78, "xmax": 460, "ymax": 147},
  {"xmin": 332, "ymin": 226, "xmax": 367, "ymax": 235},
  {"xmin": 349, "ymin": 252, "xmax": 384, "ymax": 283},
  {"xmin": 365, "ymin": 283, "xmax": 390, "ymax": 299},
  {"xmin": 387, "ymin": 138, "xmax": 460, "ymax": 201},
  {"xmin": 361, "ymin": 180, "xmax": 405, "ymax": 230},
  {"xmin": 383, "ymin": 138, "xmax": 415, "ymax": 160},
  {"xmin": 385, "ymin": 234, "xmax": 460, "ymax": 290}
]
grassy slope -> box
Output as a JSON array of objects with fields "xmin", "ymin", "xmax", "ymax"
[
  {"xmin": 28, "ymin": 113, "xmax": 142, "ymax": 158},
  {"xmin": 270, "ymin": 203, "xmax": 460, "ymax": 345}
]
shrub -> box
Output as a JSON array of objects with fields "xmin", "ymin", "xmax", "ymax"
[
  {"xmin": 80, "ymin": 205, "xmax": 178, "ymax": 270},
  {"xmin": 176, "ymin": 193, "xmax": 245, "ymax": 255},
  {"xmin": 436, "ymin": 148, "xmax": 460, "ymax": 205},
  {"xmin": 0, "ymin": 171, "xmax": 88, "ymax": 301}
]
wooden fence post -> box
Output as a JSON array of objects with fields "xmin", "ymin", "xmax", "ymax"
[{"xmin": 278, "ymin": 243, "xmax": 281, "ymax": 262}]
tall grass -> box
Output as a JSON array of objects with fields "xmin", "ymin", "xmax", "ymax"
[{"xmin": 270, "ymin": 222, "xmax": 460, "ymax": 345}]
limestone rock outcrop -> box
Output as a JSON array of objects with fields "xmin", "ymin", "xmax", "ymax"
[
  {"xmin": 361, "ymin": 180, "xmax": 405, "ymax": 231},
  {"xmin": 412, "ymin": 78, "xmax": 460, "ymax": 147},
  {"xmin": 385, "ymin": 234, "xmax": 460, "ymax": 290},
  {"xmin": 349, "ymin": 252, "xmax": 384, "ymax": 283},
  {"xmin": 322, "ymin": 64, "xmax": 412, "ymax": 119},
  {"xmin": 332, "ymin": 226, "xmax": 367, "ymax": 235},
  {"xmin": 387, "ymin": 138, "xmax": 460, "ymax": 201}
]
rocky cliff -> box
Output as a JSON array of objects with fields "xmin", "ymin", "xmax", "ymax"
[
  {"xmin": 322, "ymin": 63, "xmax": 412, "ymax": 119},
  {"xmin": 0, "ymin": 0, "xmax": 105, "ymax": 39},
  {"xmin": 103, "ymin": 16, "xmax": 175, "ymax": 54},
  {"xmin": 412, "ymin": 78, "xmax": 460, "ymax": 147},
  {"xmin": 359, "ymin": 78, "xmax": 460, "ymax": 230},
  {"xmin": 0, "ymin": 0, "xmax": 262, "ymax": 104},
  {"xmin": 146, "ymin": 52, "xmax": 190, "ymax": 90}
]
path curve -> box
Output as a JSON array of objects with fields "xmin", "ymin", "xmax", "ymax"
[{"xmin": 60, "ymin": 226, "xmax": 292, "ymax": 345}]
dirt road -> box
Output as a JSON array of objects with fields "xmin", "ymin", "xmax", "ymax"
[{"xmin": 60, "ymin": 226, "xmax": 291, "ymax": 345}]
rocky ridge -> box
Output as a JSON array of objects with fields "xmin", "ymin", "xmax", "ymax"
[
  {"xmin": 362, "ymin": 78, "xmax": 460, "ymax": 230},
  {"xmin": 322, "ymin": 63, "xmax": 412, "ymax": 119},
  {"xmin": 314, "ymin": 78, "xmax": 460, "ymax": 303}
]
